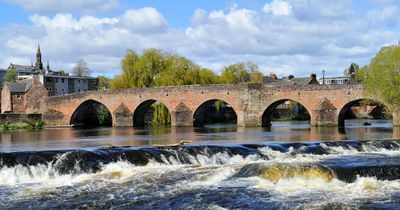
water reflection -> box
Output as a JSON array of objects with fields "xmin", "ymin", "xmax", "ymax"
[{"xmin": 0, "ymin": 119, "xmax": 397, "ymax": 152}]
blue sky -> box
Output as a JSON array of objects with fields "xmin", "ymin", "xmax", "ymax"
[{"xmin": 0, "ymin": 0, "xmax": 399, "ymax": 77}]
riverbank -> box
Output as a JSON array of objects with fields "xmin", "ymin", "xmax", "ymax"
[{"xmin": 0, "ymin": 120, "xmax": 45, "ymax": 131}]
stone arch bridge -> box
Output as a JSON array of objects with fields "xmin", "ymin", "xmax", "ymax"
[{"xmin": 41, "ymin": 83, "xmax": 400, "ymax": 127}]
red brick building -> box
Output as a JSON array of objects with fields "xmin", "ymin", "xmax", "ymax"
[{"xmin": 1, "ymin": 77, "xmax": 48, "ymax": 114}]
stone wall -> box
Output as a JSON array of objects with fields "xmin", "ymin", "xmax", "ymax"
[
  {"xmin": 11, "ymin": 93, "xmax": 26, "ymax": 114},
  {"xmin": 1, "ymin": 85, "xmax": 11, "ymax": 113},
  {"xmin": 41, "ymin": 83, "xmax": 400, "ymax": 127},
  {"xmin": 25, "ymin": 78, "xmax": 48, "ymax": 113},
  {"xmin": 0, "ymin": 114, "xmax": 42, "ymax": 123}
]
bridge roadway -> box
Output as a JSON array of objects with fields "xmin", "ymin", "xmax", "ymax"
[{"xmin": 41, "ymin": 83, "xmax": 400, "ymax": 127}]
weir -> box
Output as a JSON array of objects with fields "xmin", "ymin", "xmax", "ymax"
[{"xmin": 41, "ymin": 83, "xmax": 400, "ymax": 127}]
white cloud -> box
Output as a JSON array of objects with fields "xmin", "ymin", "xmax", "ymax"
[
  {"xmin": 1, "ymin": 1, "xmax": 400, "ymax": 78},
  {"xmin": 5, "ymin": 0, "xmax": 119, "ymax": 13},
  {"xmin": 120, "ymin": 8, "xmax": 167, "ymax": 33},
  {"xmin": 263, "ymin": 0, "xmax": 292, "ymax": 16}
]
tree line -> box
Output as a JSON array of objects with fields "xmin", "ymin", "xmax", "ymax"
[{"xmin": 109, "ymin": 48, "xmax": 264, "ymax": 89}]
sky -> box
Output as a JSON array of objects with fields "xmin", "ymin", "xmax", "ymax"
[{"xmin": 0, "ymin": 0, "xmax": 399, "ymax": 78}]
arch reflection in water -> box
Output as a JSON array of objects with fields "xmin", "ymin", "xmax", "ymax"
[
  {"xmin": 193, "ymin": 99, "xmax": 237, "ymax": 127},
  {"xmin": 70, "ymin": 100, "xmax": 112, "ymax": 127}
]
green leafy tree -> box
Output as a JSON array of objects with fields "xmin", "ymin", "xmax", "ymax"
[
  {"xmin": 151, "ymin": 102, "xmax": 171, "ymax": 126},
  {"xmin": 344, "ymin": 63, "xmax": 360, "ymax": 77},
  {"xmin": 98, "ymin": 106, "xmax": 112, "ymax": 126},
  {"xmin": 4, "ymin": 68, "xmax": 17, "ymax": 84},
  {"xmin": 221, "ymin": 61, "xmax": 264, "ymax": 84},
  {"xmin": 98, "ymin": 76, "xmax": 111, "ymax": 90},
  {"xmin": 361, "ymin": 44, "xmax": 400, "ymax": 108}
]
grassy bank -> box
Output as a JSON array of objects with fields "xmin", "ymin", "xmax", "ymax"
[{"xmin": 0, "ymin": 120, "xmax": 45, "ymax": 131}]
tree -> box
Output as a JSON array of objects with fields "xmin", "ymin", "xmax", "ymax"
[
  {"xmin": 73, "ymin": 59, "xmax": 90, "ymax": 77},
  {"xmin": 220, "ymin": 61, "xmax": 264, "ymax": 84},
  {"xmin": 98, "ymin": 106, "xmax": 112, "ymax": 126},
  {"xmin": 361, "ymin": 44, "xmax": 400, "ymax": 108},
  {"xmin": 110, "ymin": 48, "xmax": 220, "ymax": 89},
  {"xmin": 98, "ymin": 76, "xmax": 111, "ymax": 90},
  {"xmin": 3, "ymin": 68, "xmax": 17, "ymax": 84},
  {"xmin": 344, "ymin": 63, "xmax": 359, "ymax": 77},
  {"xmin": 151, "ymin": 102, "xmax": 171, "ymax": 126}
]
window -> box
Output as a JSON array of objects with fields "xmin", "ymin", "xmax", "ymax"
[
  {"xmin": 55, "ymin": 88, "xmax": 58, "ymax": 92},
  {"xmin": 78, "ymin": 89, "xmax": 80, "ymax": 92},
  {"xmin": 55, "ymin": 78, "xmax": 58, "ymax": 82},
  {"xmin": 47, "ymin": 87, "xmax": 52, "ymax": 91},
  {"xmin": 46, "ymin": 77, "xmax": 52, "ymax": 82},
  {"xmin": 78, "ymin": 80, "xmax": 80, "ymax": 83},
  {"xmin": 61, "ymin": 78, "xmax": 64, "ymax": 83},
  {"xmin": 16, "ymin": 94, "xmax": 21, "ymax": 99},
  {"xmin": 62, "ymin": 88, "xmax": 64, "ymax": 92}
]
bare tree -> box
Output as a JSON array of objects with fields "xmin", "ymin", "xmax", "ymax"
[{"xmin": 73, "ymin": 59, "xmax": 91, "ymax": 76}]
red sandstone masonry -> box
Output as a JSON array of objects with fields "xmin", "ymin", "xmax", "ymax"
[{"xmin": 41, "ymin": 83, "xmax": 400, "ymax": 127}]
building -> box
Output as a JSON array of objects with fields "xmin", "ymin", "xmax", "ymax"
[
  {"xmin": 318, "ymin": 76, "xmax": 349, "ymax": 85},
  {"xmin": 0, "ymin": 69, "xmax": 6, "ymax": 84},
  {"xmin": 7, "ymin": 45, "xmax": 99, "ymax": 96},
  {"xmin": 1, "ymin": 77, "xmax": 48, "ymax": 114},
  {"xmin": 263, "ymin": 73, "xmax": 320, "ymax": 85}
]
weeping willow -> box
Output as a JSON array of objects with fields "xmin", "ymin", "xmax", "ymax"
[
  {"xmin": 213, "ymin": 100, "xmax": 224, "ymax": 113},
  {"xmin": 151, "ymin": 102, "xmax": 171, "ymax": 126}
]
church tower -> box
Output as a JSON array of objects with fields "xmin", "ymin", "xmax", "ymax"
[{"xmin": 35, "ymin": 44, "xmax": 43, "ymax": 70}]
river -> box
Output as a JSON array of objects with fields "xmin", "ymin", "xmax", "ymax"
[{"xmin": 1, "ymin": 119, "xmax": 400, "ymax": 209}]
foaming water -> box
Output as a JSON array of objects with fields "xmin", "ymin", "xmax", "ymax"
[{"xmin": 2, "ymin": 140, "xmax": 400, "ymax": 208}]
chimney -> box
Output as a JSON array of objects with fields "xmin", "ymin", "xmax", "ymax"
[
  {"xmin": 310, "ymin": 73, "xmax": 316, "ymax": 80},
  {"xmin": 269, "ymin": 72, "xmax": 277, "ymax": 80}
]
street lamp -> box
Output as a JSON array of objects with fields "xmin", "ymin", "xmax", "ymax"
[{"xmin": 322, "ymin": 69, "xmax": 325, "ymax": 85}]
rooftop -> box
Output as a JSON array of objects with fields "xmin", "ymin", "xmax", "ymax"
[{"xmin": 6, "ymin": 79, "xmax": 34, "ymax": 93}]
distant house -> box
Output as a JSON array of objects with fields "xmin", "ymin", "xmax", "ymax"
[
  {"xmin": 1, "ymin": 77, "xmax": 48, "ymax": 114},
  {"xmin": 0, "ymin": 69, "xmax": 6, "ymax": 84},
  {"xmin": 7, "ymin": 45, "xmax": 99, "ymax": 96},
  {"xmin": 318, "ymin": 76, "xmax": 358, "ymax": 85},
  {"xmin": 263, "ymin": 73, "xmax": 320, "ymax": 85}
]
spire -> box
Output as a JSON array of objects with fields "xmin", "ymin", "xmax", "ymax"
[
  {"xmin": 35, "ymin": 44, "xmax": 43, "ymax": 70},
  {"xmin": 47, "ymin": 60, "xmax": 50, "ymax": 71},
  {"xmin": 37, "ymin": 44, "xmax": 41, "ymax": 54}
]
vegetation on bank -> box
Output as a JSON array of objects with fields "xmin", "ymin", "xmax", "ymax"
[
  {"xmin": 0, "ymin": 120, "xmax": 45, "ymax": 131},
  {"xmin": 98, "ymin": 106, "xmax": 112, "ymax": 126},
  {"xmin": 356, "ymin": 44, "xmax": 400, "ymax": 110}
]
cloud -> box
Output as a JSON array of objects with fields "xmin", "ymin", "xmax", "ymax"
[
  {"xmin": 263, "ymin": 0, "xmax": 292, "ymax": 16},
  {"xmin": 0, "ymin": 1, "xmax": 400, "ymax": 78},
  {"xmin": 120, "ymin": 8, "xmax": 167, "ymax": 33},
  {"xmin": 0, "ymin": 7, "xmax": 178, "ymax": 76},
  {"xmin": 5, "ymin": 0, "xmax": 119, "ymax": 13}
]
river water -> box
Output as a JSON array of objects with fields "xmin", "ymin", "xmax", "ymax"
[{"xmin": 1, "ymin": 119, "xmax": 400, "ymax": 209}]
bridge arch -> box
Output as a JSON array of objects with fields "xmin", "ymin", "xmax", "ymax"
[
  {"xmin": 261, "ymin": 99, "xmax": 311, "ymax": 127},
  {"xmin": 337, "ymin": 98, "xmax": 392, "ymax": 127},
  {"xmin": 133, "ymin": 99, "xmax": 171, "ymax": 127},
  {"xmin": 193, "ymin": 99, "xmax": 238, "ymax": 127},
  {"xmin": 70, "ymin": 99, "xmax": 112, "ymax": 127}
]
